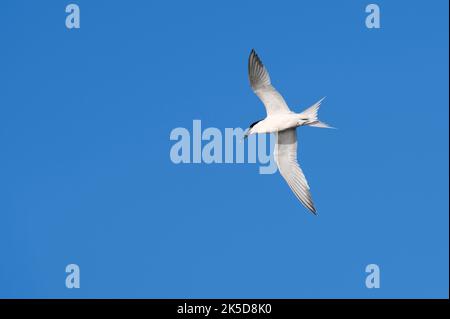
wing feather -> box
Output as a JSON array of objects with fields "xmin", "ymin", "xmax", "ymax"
[
  {"xmin": 274, "ymin": 128, "xmax": 317, "ymax": 214},
  {"xmin": 248, "ymin": 49, "xmax": 291, "ymax": 116}
]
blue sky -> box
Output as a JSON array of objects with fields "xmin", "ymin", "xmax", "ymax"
[{"xmin": 0, "ymin": 0, "xmax": 448, "ymax": 298}]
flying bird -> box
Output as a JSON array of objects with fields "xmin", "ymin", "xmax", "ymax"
[{"xmin": 245, "ymin": 49, "xmax": 333, "ymax": 215}]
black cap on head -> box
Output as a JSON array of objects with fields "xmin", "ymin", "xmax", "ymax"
[{"xmin": 249, "ymin": 119, "xmax": 262, "ymax": 129}]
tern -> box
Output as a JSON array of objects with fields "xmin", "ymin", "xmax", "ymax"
[{"xmin": 245, "ymin": 49, "xmax": 333, "ymax": 215}]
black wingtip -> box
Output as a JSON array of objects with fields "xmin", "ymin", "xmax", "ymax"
[{"xmin": 249, "ymin": 49, "xmax": 263, "ymax": 68}]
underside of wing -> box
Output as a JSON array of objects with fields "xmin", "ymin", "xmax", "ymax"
[
  {"xmin": 248, "ymin": 49, "xmax": 291, "ymax": 116},
  {"xmin": 274, "ymin": 128, "xmax": 316, "ymax": 214}
]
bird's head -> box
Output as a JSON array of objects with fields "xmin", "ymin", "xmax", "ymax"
[{"xmin": 244, "ymin": 119, "xmax": 263, "ymax": 139}]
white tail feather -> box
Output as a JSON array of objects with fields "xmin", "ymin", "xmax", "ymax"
[{"xmin": 298, "ymin": 97, "xmax": 334, "ymax": 129}]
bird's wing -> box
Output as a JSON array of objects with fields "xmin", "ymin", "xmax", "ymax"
[
  {"xmin": 274, "ymin": 128, "xmax": 316, "ymax": 214},
  {"xmin": 248, "ymin": 49, "xmax": 291, "ymax": 116}
]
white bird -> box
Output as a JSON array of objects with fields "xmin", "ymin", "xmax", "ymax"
[{"xmin": 245, "ymin": 49, "xmax": 332, "ymax": 215}]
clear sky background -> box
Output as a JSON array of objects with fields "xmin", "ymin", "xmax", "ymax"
[{"xmin": 0, "ymin": 0, "xmax": 448, "ymax": 298}]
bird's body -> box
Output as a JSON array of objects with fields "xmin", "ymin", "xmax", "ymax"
[
  {"xmin": 248, "ymin": 113, "xmax": 301, "ymax": 134},
  {"xmin": 246, "ymin": 49, "xmax": 332, "ymax": 215}
]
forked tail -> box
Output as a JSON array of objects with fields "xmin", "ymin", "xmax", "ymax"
[{"xmin": 298, "ymin": 97, "xmax": 334, "ymax": 128}]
